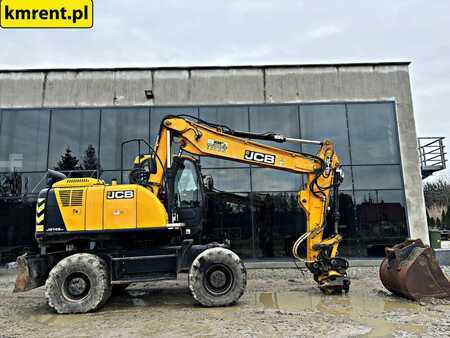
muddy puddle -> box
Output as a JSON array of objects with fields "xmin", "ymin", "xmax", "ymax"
[{"xmin": 253, "ymin": 290, "xmax": 424, "ymax": 337}]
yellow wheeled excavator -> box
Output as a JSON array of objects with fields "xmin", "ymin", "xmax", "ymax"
[{"xmin": 14, "ymin": 115, "xmax": 350, "ymax": 313}]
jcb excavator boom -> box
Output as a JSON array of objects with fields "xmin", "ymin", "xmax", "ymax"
[{"xmin": 138, "ymin": 115, "xmax": 350, "ymax": 293}]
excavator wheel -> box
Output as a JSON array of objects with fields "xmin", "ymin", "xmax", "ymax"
[
  {"xmin": 380, "ymin": 239, "xmax": 450, "ymax": 301},
  {"xmin": 189, "ymin": 247, "xmax": 246, "ymax": 307},
  {"xmin": 45, "ymin": 253, "xmax": 112, "ymax": 314}
]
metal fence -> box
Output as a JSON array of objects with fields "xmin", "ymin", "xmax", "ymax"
[{"xmin": 418, "ymin": 137, "xmax": 447, "ymax": 178}]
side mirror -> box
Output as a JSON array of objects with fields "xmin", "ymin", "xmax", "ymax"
[{"xmin": 203, "ymin": 175, "xmax": 214, "ymax": 191}]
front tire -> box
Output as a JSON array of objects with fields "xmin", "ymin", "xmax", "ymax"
[
  {"xmin": 45, "ymin": 253, "xmax": 112, "ymax": 314},
  {"xmin": 188, "ymin": 247, "xmax": 246, "ymax": 307}
]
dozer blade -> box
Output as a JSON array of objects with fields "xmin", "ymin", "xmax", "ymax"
[
  {"xmin": 14, "ymin": 254, "xmax": 46, "ymax": 293},
  {"xmin": 379, "ymin": 239, "xmax": 450, "ymax": 301}
]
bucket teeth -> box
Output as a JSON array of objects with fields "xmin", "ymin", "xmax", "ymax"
[{"xmin": 380, "ymin": 239, "xmax": 450, "ymax": 301}]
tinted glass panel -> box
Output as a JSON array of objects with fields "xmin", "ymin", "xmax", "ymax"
[
  {"xmin": 252, "ymin": 192, "xmax": 306, "ymax": 258},
  {"xmin": 347, "ymin": 103, "xmax": 400, "ymax": 164},
  {"xmin": 20, "ymin": 172, "xmax": 48, "ymax": 195},
  {"xmin": 354, "ymin": 190, "xmax": 408, "ymax": 256},
  {"xmin": 300, "ymin": 104, "xmax": 350, "ymax": 165},
  {"xmin": 353, "ymin": 165, "xmax": 403, "ymax": 190},
  {"xmin": 0, "ymin": 197, "xmax": 36, "ymax": 247},
  {"xmin": 249, "ymin": 105, "xmax": 300, "ymax": 152},
  {"xmin": 204, "ymin": 192, "xmax": 253, "ymax": 257},
  {"xmin": 0, "ymin": 171, "xmax": 47, "ymax": 197},
  {"xmin": 251, "ymin": 168, "xmax": 302, "ymax": 192},
  {"xmin": 338, "ymin": 166, "xmax": 353, "ymax": 190},
  {"xmin": 100, "ymin": 108, "xmax": 149, "ymax": 170},
  {"xmin": 202, "ymin": 168, "xmax": 250, "ymax": 192},
  {"xmin": 199, "ymin": 106, "xmax": 249, "ymax": 168},
  {"xmin": 0, "ymin": 110, "xmax": 50, "ymax": 171},
  {"xmin": 333, "ymin": 190, "xmax": 355, "ymax": 236},
  {"xmin": 49, "ymin": 109, "xmax": 100, "ymax": 170}
]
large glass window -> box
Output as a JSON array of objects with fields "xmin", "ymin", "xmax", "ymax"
[
  {"xmin": 0, "ymin": 102, "xmax": 407, "ymax": 259},
  {"xmin": 252, "ymin": 192, "xmax": 306, "ymax": 258},
  {"xmin": 249, "ymin": 105, "xmax": 300, "ymax": 152},
  {"xmin": 204, "ymin": 192, "xmax": 253, "ymax": 257},
  {"xmin": 48, "ymin": 109, "xmax": 100, "ymax": 171},
  {"xmin": 202, "ymin": 168, "xmax": 251, "ymax": 192},
  {"xmin": 354, "ymin": 189, "xmax": 408, "ymax": 256},
  {"xmin": 251, "ymin": 168, "xmax": 302, "ymax": 192},
  {"xmin": 100, "ymin": 108, "xmax": 149, "ymax": 170},
  {"xmin": 347, "ymin": 103, "xmax": 400, "ymax": 165},
  {"xmin": 300, "ymin": 104, "xmax": 350, "ymax": 165},
  {"xmin": 0, "ymin": 110, "xmax": 50, "ymax": 171},
  {"xmin": 352, "ymin": 165, "xmax": 403, "ymax": 190},
  {"xmin": 199, "ymin": 106, "xmax": 249, "ymax": 168}
]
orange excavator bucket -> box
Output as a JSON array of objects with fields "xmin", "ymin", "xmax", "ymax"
[{"xmin": 379, "ymin": 239, "xmax": 450, "ymax": 301}]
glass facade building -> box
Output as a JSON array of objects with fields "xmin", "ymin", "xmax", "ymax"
[{"xmin": 0, "ymin": 102, "xmax": 408, "ymax": 257}]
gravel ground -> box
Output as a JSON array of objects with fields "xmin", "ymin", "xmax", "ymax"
[{"xmin": 0, "ymin": 266, "xmax": 449, "ymax": 337}]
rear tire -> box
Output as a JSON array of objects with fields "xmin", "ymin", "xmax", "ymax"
[
  {"xmin": 45, "ymin": 253, "xmax": 112, "ymax": 314},
  {"xmin": 188, "ymin": 247, "xmax": 246, "ymax": 307}
]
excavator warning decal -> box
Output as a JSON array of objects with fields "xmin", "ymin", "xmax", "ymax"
[
  {"xmin": 207, "ymin": 139, "xmax": 228, "ymax": 153},
  {"xmin": 244, "ymin": 150, "xmax": 276, "ymax": 165}
]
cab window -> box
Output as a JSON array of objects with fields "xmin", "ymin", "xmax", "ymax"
[{"xmin": 174, "ymin": 160, "xmax": 200, "ymax": 208}]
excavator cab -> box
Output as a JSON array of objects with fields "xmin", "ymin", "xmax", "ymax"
[
  {"xmin": 167, "ymin": 156, "xmax": 206, "ymax": 240},
  {"xmin": 130, "ymin": 150, "xmax": 206, "ymax": 241}
]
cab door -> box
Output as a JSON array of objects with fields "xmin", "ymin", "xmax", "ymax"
[{"xmin": 171, "ymin": 157, "xmax": 205, "ymax": 238}]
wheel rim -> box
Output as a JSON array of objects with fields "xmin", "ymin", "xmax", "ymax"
[
  {"xmin": 203, "ymin": 264, "xmax": 234, "ymax": 296},
  {"xmin": 62, "ymin": 272, "xmax": 91, "ymax": 301}
]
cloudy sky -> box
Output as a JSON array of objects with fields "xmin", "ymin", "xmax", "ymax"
[{"xmin": 1, "ymin": 0, "xmax": 449, "ymax": 177}]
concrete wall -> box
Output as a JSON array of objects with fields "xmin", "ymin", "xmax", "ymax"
[{"xmin": 0, "ymin": 63, "xmax": 429, "ymax": 244}]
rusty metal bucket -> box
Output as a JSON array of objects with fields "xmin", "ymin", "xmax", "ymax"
[
  {"xmin": 13, "ymin": 254, "xmax": 46, "ymax": 293},
  {"xmin": 379, "ymin": 239, "xmax": 450, "ymax": 300}
]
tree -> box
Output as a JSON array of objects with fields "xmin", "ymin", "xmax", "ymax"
[
  {"xmin": 426, "ymin": 209, "xmax": 432, "ymax": 226},
  {"xmin": 445, "ymin": 205, "xmax": 450, "ymax": 229},
  {"xmin": 431, "ymin": 217, "xmax": 436, "ymax": 227},
  {"xmin": 423, "ymin": 177, "xmax": 450, "ymax": 208},
  {"xmin": 55, "ymin": 147, "xmax": 81, "ymax": 172},
  {"xmin": 82, "ymin": 144, "xmax": 102, "ymax": 177}
]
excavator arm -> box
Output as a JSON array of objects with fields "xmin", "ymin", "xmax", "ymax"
[{"xmin": 138, "ymin": 115, "xmax": 350, "ymax": 293}]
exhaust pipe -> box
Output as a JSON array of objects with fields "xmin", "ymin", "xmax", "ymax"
[{"xmin": 47, "ymin": 169, "xmax": 67, "ymax": 186}]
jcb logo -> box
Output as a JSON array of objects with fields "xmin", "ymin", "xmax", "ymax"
[
  {"xmin": 244, "ymin": 150, "xmax": 276, "ymax": 165},
  {"xmin": 107, "ymin": 190, "xmax": 134, "ymax": 200}
]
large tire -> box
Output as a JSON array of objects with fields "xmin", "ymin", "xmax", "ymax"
[
  {"xmin": 45, "ymin": 253, "xmax": 112, "ymax": 314},
  {"xmin": 188, "ymin": 247, "xmax": 246, "ymax": 307}
]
